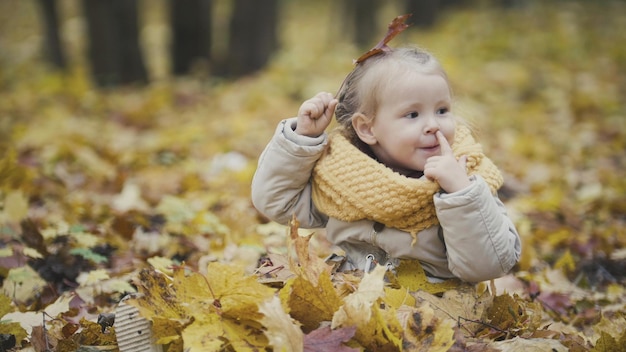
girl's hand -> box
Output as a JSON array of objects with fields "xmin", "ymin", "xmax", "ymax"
[
  {"xmin": 295, "ymin": 92, "xmax": 338, "ymax": 137},
  {"xmin": 424, "ymin": 131, "xmax": 471, "ymax": 193}
]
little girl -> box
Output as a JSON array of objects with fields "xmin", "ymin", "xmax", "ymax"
[{"xmin": 251, "ymin": 46, "xmax": 521, "ymax": 283}]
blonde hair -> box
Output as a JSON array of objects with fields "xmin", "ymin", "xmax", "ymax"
[{"xmin": 335, "ymin": 47, "xmax": 451, "ymax": 146}]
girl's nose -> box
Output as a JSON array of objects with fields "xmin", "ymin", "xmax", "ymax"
[{"xmin": 423, "ymin": 115, "xmax": 439, "ymax": 134}]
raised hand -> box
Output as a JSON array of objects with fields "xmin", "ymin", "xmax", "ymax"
[
  {"xmin": 295, "ymin": 92, "xmax": 338, "ymax": 137},
  {"xmin": 423, "ymin": 131, "xmax": 471, "ymax": 193}
]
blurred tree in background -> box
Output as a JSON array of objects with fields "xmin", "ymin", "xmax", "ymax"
[
  {"xmin": 81, "ymin": 0, "xmax": 148, "ymax": 87},
  {"xmin": 217, "ymin": 0, "xmax": 280, "ymax": 78},
  {"xmin": 33, "ymin": 0, "xmax": 532, "ymax": 88},
  {"xmin": 169, "ymin": 0, "xmax": 212, "ymax": 76},
  {"xmin": 36, "ymin": 0, "xmax": 66, "ymax": 70},
  {"xmin": 35, "ymin": 0, "xmax": 282, "ymax": 87}
]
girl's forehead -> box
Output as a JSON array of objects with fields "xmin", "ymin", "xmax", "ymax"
[
  {"xmin": 366, "ymin": 58, "xmax": 442, "ymax": 81},
  {"xmin": 371, "ymin": 64, "xmax": 448, "ymax": 89}
]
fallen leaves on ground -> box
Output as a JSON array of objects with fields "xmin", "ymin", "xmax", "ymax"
[{"xmin": 1, "ymin": 1, "xmax": 626, "ymax": 351}]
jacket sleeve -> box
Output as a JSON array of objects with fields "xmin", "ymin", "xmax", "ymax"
[
  {"xmin": 435, "ymin": 175, "xmax": 521, "ymax": 282},
  {"xmin": 251, "ymin": 118, "xmax": 329, "ymax": 228}
]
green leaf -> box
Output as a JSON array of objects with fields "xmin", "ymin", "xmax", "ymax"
[{"xmin": 69, "ymin": 248, "xmax": 108, "ymax": 264}]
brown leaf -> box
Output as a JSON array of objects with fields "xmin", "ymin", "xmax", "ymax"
[
  {"xmin": 20, "ymin": 219, "xmax": 48, "ymax": 256},
  {"xmin": 304, "ymin": 325, "xmax": 358, "ymax": 352},
  {"xmin": 354, "ymin": 14, "xmax": 412, "ymax": 64},
  {"xmin": 31, "ymin": 325, "xmax": 55, "ymax": 352},
  {"xmin": 256, "ymin": 252, "xmax": 295, "ymax": 286},
  {"xmin": 288, "ymin": 215, "xmax": 332, "ymax": 286},
  {"xmin": 488, "ymin": 336, "xmax": 568, "ymax": 351}
]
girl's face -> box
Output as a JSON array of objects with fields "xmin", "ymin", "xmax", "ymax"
[{"xmin": 357, "ymin": 70, "xmax": 456, "ymax": 175}]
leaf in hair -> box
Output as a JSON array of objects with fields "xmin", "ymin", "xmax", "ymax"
[{"xmin": 354, "ymin": 14, "xmax": 412, "ymax": 64}]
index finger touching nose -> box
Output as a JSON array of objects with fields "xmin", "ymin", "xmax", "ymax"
[{"xmin": 436, "ymin": 131, "xmax": 453, "ymax": 155}]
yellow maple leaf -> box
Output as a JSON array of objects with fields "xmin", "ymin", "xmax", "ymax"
[
  {"xmin": 0, "ymin": 294, "xmax": 13, "ymax": 317},
  {"xmin": 130, "ymin": 265, "xmax": 275, "ymax": 350},
  {"xmin": 76, "ymin": 317, "xmax": 118, "ymax": 346},
  {"xmin": 485, "ymin": 293, "xmax": 525, "ymax": 333},
  {"xmin": 279, "ymin": 270, "xmax": 341, "ymax": 332},
  {"xmin": 395, "ymin": 260, "xmax": 462, "ymax": 295},
  {"xmin": 2, "ymin": 266, "xmax": 47, "ymax": 304},
  {"xmin": 128, "ymin": 268, "xmax": 188, "ymax": 321},
  {"xmin": 182, "ymin": 312, "xmax": 268, "ymax": 351},
  {"xmin": 332, "ymin": 265, "xmax": 402, "ymax": 350},
  {"xmin": 259, "ymin": 295, "xmax": 304, "ymax": 352},
  {"xmin": 0, "ymin": 321, "xmax": 26, "ymax": 348},
  {"xmin": 174, "ymin": 263, "xmax": 274, "ymax": 349},
  {"xmin": 384, "ymin": 286, "xmax": 416, "ymax": 309},
  {"xmin": 147, "ymin": 255, "xmax": 176, "ymax": 275},
  {"xmin": 592, "ymin": 330, "xmax": 626, "ymax": 352},
  {"xmin": 592, "ymin": 315, "xmax": 626, "ymax": 345},
  {"xmin": 0, "ymin": 190, "xmax": 28, "ymax": 225},
  {"xmin": 412, "ymin": 284, "xmax": 493, "ymax": 335},
  {"xmin": 71, "ymin": 230, "xmax": 101, "ymax": 248},
  {"xmin": 0, "ymin": 150, "xmax": 33, "ymax": 193},
  {"xmin": 76, "ymin": 269, "xmax": 110, "ymax": 286},
  {"xmin": 554, "ymin": 249, "xmax": 576, "ymax": 274},
  {"xmin": 22, "ymin": 247, "xmax": 43, "ymax": 259},
  {"xmin": 287, "ymin": 215, "xmax": 332, "ymax": 286},
  {"xmin": 202, "ymin": 261, "xmax": 276, "ymax": 320},
  {"xmin": 396, "ymin": 301, "xmax": 456, "ymax": 352},
  {"xmin": 152, "ymin": 315, "xmax": 186, "ymax": 347},
  {"xmin": 332, "ymin": 265, "xmax": 386, "ymax": 325}
]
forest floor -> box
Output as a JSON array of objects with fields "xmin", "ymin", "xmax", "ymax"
[{"xmin": 1, "ymin": 1, "xmax": 625, "ymax": 351}]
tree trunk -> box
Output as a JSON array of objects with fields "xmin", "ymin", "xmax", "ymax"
[
  {"xmin": 405, "ymin": 0, "xmax": 466, "ymax": 28},
  {"xmin": 82, "ymin": 0, "xmax": 148, "ymax": 87},
  {"xmin": 169, "ymin": 0, "xmax": 212, "ymax": 76},
  {"xmin": 405, "ymin": 0, "xmax": 440, "ymax": 28},
  {"xmin": 340, "ymin": 0, "xmax": 382, "ymax": 49},
  {"xmin": 218, "ymin": 0, "xmax": 279, "ymax": 78},
  {"xmin": 36, "ymin": 0, "xmax": 66, "ymax": 70}
]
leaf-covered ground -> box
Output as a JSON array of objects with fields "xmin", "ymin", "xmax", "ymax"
[{"xmin": 1, "ymin": 1, "xmax": 625, "ymax": 351}]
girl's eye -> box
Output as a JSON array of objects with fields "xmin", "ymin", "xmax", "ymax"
[
  {"xmin": 405, "ymin": 111, "xmax": 419, "ymax": 119},
  {"xmin": 437, "ymin": 107, "xmax": 449, "ymax": 115}
]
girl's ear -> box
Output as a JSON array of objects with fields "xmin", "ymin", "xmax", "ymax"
[{"xmin": 352, "ymin": 113, "xmax": 377, "ymax": 145}]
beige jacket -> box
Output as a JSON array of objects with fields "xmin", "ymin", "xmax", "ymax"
[{"xmin": 252, "ymin": 118, "xmax": 521, "ymax": 282}]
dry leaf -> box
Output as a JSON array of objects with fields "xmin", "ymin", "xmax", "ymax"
[
  {"xmin": 488, "ymin": 336, "xmax": 568, "ymax": 352},
  {"xmin": 288, "ymin": 215, "xmax": 332, "ymax": 286},
  {"xmin": 412, "ymin": 284, "xmax": 493, "ymax": 335},
  {"xmin": 354, "ymin": 14, "xmax": 412, "ymax": 64},
  {"xmin": 396, "ymin": 302, "xmax": 456, "ymax": 352},
  {"xmin": 395, "ymin": 260, "xmax": 462, "ymax": 294},
  {"xmin": 2, "ymin": 191, "xmax": 28, "ymax": 224},
  {"xmin": 303, "ymin": 325, "xmax": 357, "ymax": 352},
  {"xmin": 280, "ymin": 270, "xmax": 341, "ymax": 332},
  {"xmin": 259, "ymin": 295, "xmax": 303, "ymax": 352},
  {"xmin": 2, "ymin": 266, "xmax": 47, "ymax": 304},
  {"xmin": 332, "ymin": 265, "xmax": 402, "ymax": 350}
]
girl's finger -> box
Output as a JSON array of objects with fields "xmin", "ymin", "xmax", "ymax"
[
  {"xmin": 435, "ymin": 131, "xmax": 453, "ymax": 156},
  {"xmin": 458, "ymin": 155, "xmax": 468, "ymax": 172}
]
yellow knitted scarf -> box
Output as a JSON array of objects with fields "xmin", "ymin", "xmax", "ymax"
[{"xmin": 311, "ymin": 125, "xmax": 503, "ymax": 240}]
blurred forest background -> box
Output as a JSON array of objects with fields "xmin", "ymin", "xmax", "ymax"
[{"xmin": 1, "ymin": 0, "xmax": 625, "ymax": 350}]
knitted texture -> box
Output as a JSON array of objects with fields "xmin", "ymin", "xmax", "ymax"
[{"xmin": 311, "ymin": 125, "xmax": 504, "ymax": 238}]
